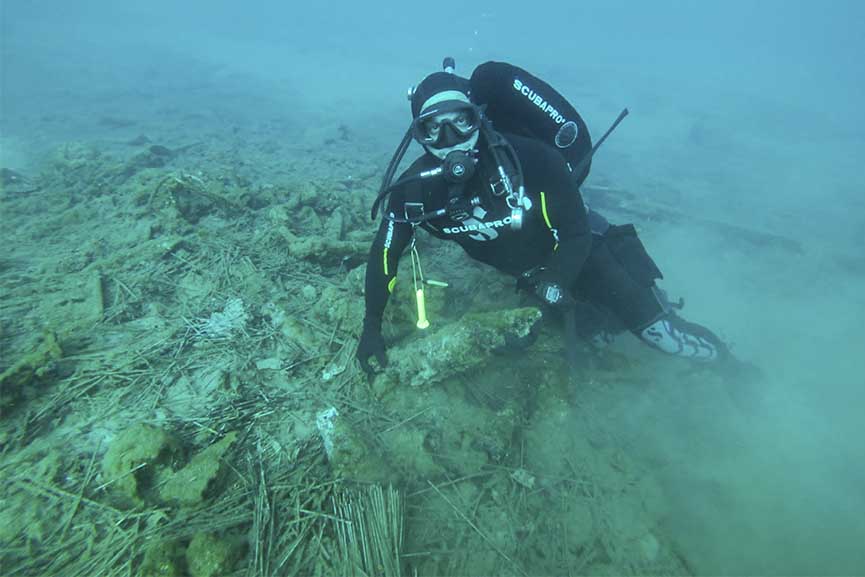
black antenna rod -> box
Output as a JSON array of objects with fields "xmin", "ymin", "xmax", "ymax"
[{"xmin": 571, "ymin": 108, "xmax": 629, "ymax": 177}]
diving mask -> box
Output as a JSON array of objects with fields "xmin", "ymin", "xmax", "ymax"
[
  {"xmin": 411, "ymin": 98, "xmax": 481, "ymax": 159},
  {"xmin": 412, "ymin": 100, "xmax": 481, "ymax": 146}
]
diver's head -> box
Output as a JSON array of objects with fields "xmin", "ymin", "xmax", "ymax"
[{"xmin": 409, "ymin": 72, "xmax": 480, "ymax": 160}]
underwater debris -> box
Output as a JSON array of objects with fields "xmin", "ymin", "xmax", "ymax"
[
  {"xmin": 0, "ymin": 331, "xmax": 63, "ymax": 410},
  {"xmin": 139, "ymin": 540, "xmax": 185, "ymax": 577},
  {"xmin": 0, "ymin": 110, "xmax": 714, "ymax": 576},
  {"xmin": 47, "ymin": 142, "xmax": 111, "ymax": 200},
  {"xmin": 194, "ymin": 298, "xmax": 248, "ymax": 340},
  {"xmin": 316, "ymin": 406, "xmax": 390, "ymax": 483},
  {"xmin": 158, "ymin": 432, "xmax": 237, "ymax": 506},
  {"xmin": 186, "ymin": 532, "xmax": 240, "ymax": 577},
  {"xmin": 510, "ymin": 468, "xmax": 536, "ymax": 489},
  {"xmin": 120, "ymin": 142, "xmax": 202, "ymax": 179},
  {"xmin": 101, "ymin": 424, "xmax": 238, "ymax": 508},
  {"xmin": 150, "ymin": 171, "xmax": 240, "ymax": 223},
  {"xmin": 100, "ymin": 423, "xmax": 182, "ymax": 507},
  {"xmin": 1, "ymin": 167, "xmax": 26, "ymax": 187},
  {"xmin": 373, "ymin": 307, "xmax": 542, "ymax": 394},
  {"xmin": 148, "ymin": 144, "xmax": 174, "ymax": 158},
  {"xmin": 0, "ymin": 167, "xmax": 42, "ymax": 195},
  {"xmin": 331, "ymin": 484, "xmax": 404, "ymax": 577},
  {"xmin": 321, "ymin": 356, "xmax": 348, "ymax": 381},
  {"xmin": 88, "ymin": 269, "xmax": 106, "ymax": 322},
  {"xmin": 315, "ymin": 407, "xmax": 339, "ymax": 459},
  {"xmin": 276, "ymin": 227, "xmax": 368, "ymax": 264},
  {"xmin": 143, "ymin": 142, "xmax": 202, "ymax": 162}
]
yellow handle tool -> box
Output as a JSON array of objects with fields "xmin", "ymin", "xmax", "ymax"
[{"xmin": 415, "ymin": 288, "xmax": 430, "ymax": 329}]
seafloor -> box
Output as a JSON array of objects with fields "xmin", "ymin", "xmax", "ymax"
[{"xmin": 0, "ymin": 100, "xmax": 839, "ymax": 576}]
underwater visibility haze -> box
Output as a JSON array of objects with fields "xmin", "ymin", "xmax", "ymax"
[{"xmin": 1, "ymin": 1, "xmax": 864, "ymax": 575}]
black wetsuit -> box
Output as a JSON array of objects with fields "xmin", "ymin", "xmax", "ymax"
[
  {"xmin": 360, "ymin": 61, "xmax": 733, "ymax": 366},
  {"xmin": 364, "ymin": 133, "xmax": 594, "ymax": 325}
]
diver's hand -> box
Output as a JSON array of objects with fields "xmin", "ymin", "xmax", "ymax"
[
  {"xmin": 356, "ymin": 318, "xmax": 388, "ymax": 375},
  {"xmin": 534, "ymin": 278, "xmax": 571, "ymax": 308},
  {"xmin": 519, "ymin": 268, "xmax": 575, "ymax": 309}
]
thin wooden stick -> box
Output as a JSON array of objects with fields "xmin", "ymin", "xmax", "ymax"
[
  {"xmin": 427, "ymin": 480, "xmax": 527, "ymax": 577},
  {"xmin": 17, "ymin": 478, "xmax": 123, "ymax": 516},
  {"xmin": 380, "ymin": 408, "xmax": 430, "ymax": 434},
  {"xmin": 94, "ymin": 462, "xmax": 148, "ymax": 492},
  {"xmin": 407, "ymin": 471, "xmax": 492, "ymax": 498},
  {"xmin": 59, "ymin": 445, "xmax": 100, "ymax": 539}
]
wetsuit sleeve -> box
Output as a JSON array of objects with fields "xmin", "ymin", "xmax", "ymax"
[
  {"xmin": 363, "ymin": 212, "xmax": 414, "ymax": 328},
  {"xmin": 537, "ymin": 152, "xmax": 592, "ymax": 289}
]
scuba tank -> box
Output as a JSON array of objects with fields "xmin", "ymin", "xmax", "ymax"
[
  {"xmin": 470, "ymin": 61, "xmax": 628, "ymax": 189},
  {"xmin": 469, "ymin": 61, "xmax": 595, "ymax": 187}
]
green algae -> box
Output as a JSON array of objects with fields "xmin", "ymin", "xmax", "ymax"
[
  {"xmin": 0, "ymin": 331, "xmax": 62, "ymax": 410},
  {"xmin": 101, "ymin": 424, "xmax": 181, "ymax": 507},
  {"xmin": 140, "ymin": 540, "xmax": 185, "ymax": 577},
  {"xmin": 158, "ymin": 432, "xmax": 237, "ymax": 506},
  {"xmin": 185, "ymin": 532, "xmax": 239, "ymax": 577}
]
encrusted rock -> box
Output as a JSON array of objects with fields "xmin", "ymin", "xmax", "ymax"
[
  {"xmin": 101, "ymin": 424, "xmax": 181, "ymax": 506},
  {"xmin": 374, "ymin": 307, "xmax": 542, "ymax": 394},
  {"xmin": 186, "ymin": 532, "xmax": 239, "ymax": 577},
  {"xmin": 158, "ymin": 432, "xmax": 237, "ymax": 506}
]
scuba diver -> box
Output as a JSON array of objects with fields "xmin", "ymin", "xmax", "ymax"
[{"xmin": 356, "ymin": 58, "xmax": 742, "ymax": 377}]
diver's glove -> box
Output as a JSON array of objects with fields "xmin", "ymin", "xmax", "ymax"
[
  {"xmin": 356, "ymin": 318, "xmax": 388, "ymax": 375},
  {"xmin": 518, "ymin": 267, "xmax": 575, "ymax": 309}
]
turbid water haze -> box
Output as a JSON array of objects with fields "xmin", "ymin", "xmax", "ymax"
[{"xmin": 2, "ymin": 1, "xmax": 863, "ymax": 574}]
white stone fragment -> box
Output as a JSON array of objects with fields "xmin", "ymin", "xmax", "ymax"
[
  {"xmin": 201, "ymin": 297, "xmax": 248, "ymax": 338},
  {"xmin": 315, "ymin": 407, "xmax": 339, "ymax": 459}
]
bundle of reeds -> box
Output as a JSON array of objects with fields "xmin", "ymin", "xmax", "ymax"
[{"xmin": 332, "ymin": 484, "xmax": 404, "ymax": 577}]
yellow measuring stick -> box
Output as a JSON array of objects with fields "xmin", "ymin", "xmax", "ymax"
[{"xmin": 415, "ymin": 288, "xmax": 430, "ymax": 329}]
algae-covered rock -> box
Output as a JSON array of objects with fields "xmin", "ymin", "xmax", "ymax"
[
  {"xmin": 102, "ymin": 426, "xmax": 237, "ymax": 507},
  {"xmin": 375, "ymin": 307, "xmax": 542, "ymax": 393},
  {"xmin": 48, "ymin": 141, "xmax": 121, "ymax": 200},
  {"xmin": 51, "ymin": 141, "xmax": 102, "ymax": 172},
  {"xmin": 186, "ymin": 532, "xmax": 239, "ymax": 577},
  {"xmin": 158, "ymin": 432, "xmax": 237, "ymax": 506},
  {"xmin": 316, "ymin": 407, "xmax": 391, "ymax": 483},
  {"xmin": 140, "ymin": 540, "xmax": 185, "ymax": 577},
  {"xmin": 147, "ymin": 173, "xmax": 240, "ymax": 224},
  {"xmin": 0, "ymin": 331, "xmax": 63, "ymax": 410},
  {"xmin": 329, "ymin": 419, "xmax": 391, "ymax": 483},
  {"xmin": 277, "ymin": 227, "xmax": 368, "ymax": 264},
  {"xmin": 101, "ymin": 424, "xmax": 181, "ymax": 506},
  {"xmin": 170, "ymin": 179, "xmax": 216, "ymax": 224},
  {"xmin": 323, "ymin": 208, "xmax": 345, "ymax": 239}
]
